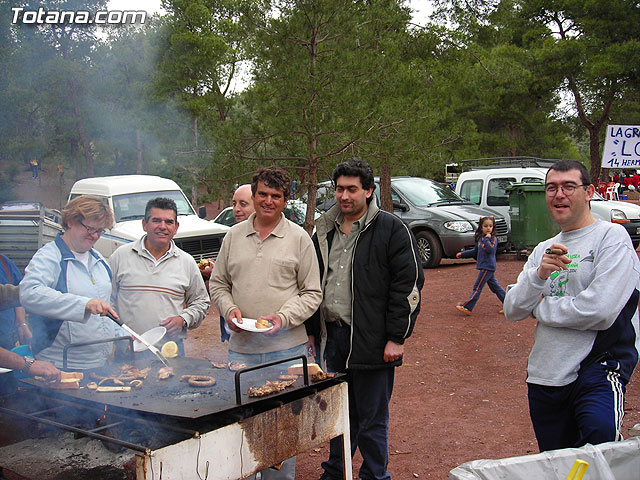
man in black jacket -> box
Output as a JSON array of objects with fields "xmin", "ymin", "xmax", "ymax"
[{"xmin": 310, "ymin": 159, "xmax": 424, "ymax": 480}]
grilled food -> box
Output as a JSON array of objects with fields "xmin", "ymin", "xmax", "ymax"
[
  {"xmin": 36, "ymin": 371, "xmax": 83, "ymax": 389},
  {"xmin": 255, "ymin": 317, "xmax": 271, "ymax": 329},
  {"xmin": 158, "ymin": 366, "xmax": 174, "ymax": 380},
  {"xmin": 98, "ymin": 377, "xmax": 124, "ymax": 386},
  {"xmin": 311, "ymin": 372, "xmax": 336, "ymax": 382},
  {"xmin": 118, "ymin": 367, "xmax": 150, "ymax": 382},
  {"xmin": 248, "ymin": 379, "xmax": 296, "ymax": 397},
  {"xmin": 180, "ymin": 374, "xmax": 216, "ymax": 387},
  {"xmin": 228, "ymin": 361, "xmax": 247, "ymax": 371}
]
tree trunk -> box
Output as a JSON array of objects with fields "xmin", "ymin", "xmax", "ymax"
[
  {"xmin": 379, "ymin": 160, "xmax": 392, "ymax": 212},
  {"xmin": 194, "ymin": 117, "xmax": 199, "ymax": 150},
  {"xmin": 114, "ymin": 150, "xmax": 124, "ymax": 174},
  {"xmin": 136, "ymin": 129, "xmax": 143, "ymax": 174},
  {"xmin": 71, "ymin": 139, "xmax": 81, "ymax": 180},
  {"xmin": 566, "ymin": 75, "xmax": 614, "ymax": 185},
  {"xmin": 588, "ymin": 126, "xmax": 602, "ymax": 186},
  {"xmin": 304, "ymin": 141, "xmax": 318, "ymax": 236},
  {"xmin": 69, "ymin": 79, "xmax": 93, "ymax": 177}
]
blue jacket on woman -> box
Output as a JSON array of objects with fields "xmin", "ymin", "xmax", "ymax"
[{"xmin": 20, "ymin": 235, "xmax": 120, "ymax": 369}]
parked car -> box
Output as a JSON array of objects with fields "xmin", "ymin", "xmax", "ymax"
[
  {"xmin": 313, "ymin": 177, "xmax": 509, "ymax": 268},
  {"xmin": 213, "ymin": 206, "xmax": 236, "ymax": 227},
  {"xmin": 455, "ymin": 166, "xmax": 640, "ymax": 248},
  {"xmin": 213, "ymin": 199, "xmax": 320, "ymax": 227},
  {"xmin": 69, "ymin": 175, "xmax": 229, "ymax": 261}
]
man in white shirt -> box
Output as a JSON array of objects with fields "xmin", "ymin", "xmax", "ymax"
[{"xmin": 110, "ymin": 198, "xmax": 210, "ymax": 355}]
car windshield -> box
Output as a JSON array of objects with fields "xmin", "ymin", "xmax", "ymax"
[
  {"xmin": 392, "ymin": 177, "xmax": 464, "ymax": 206},
  {"xmin": 112, "ymin": 190, "xmax": 195, "ymax": 222},
  {"xmin": 284, "ymin": 201, "xmax": 321, "ymax": 225}
]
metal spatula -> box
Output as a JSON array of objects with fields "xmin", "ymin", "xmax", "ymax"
[{"xmin": 107, "ymin": 312, "xmax": 169, "ymax": 367}]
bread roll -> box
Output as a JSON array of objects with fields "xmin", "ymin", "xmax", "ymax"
[{"xmin": 287, "ymin": 363, "xmax": 323, "ymax": 376}]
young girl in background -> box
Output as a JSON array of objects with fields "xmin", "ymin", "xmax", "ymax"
[{"xmin": 455, "ymin": 216, "xmax": 505, "ymax": 316}]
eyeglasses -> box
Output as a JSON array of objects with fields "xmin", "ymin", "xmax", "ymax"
[
  {"xmin": 79, "ymin": 221, "xmax": 106, "ymax": 236},
  {"xmin": 544, "ymin": 183, "xmax": 587, "ymax": 196}
]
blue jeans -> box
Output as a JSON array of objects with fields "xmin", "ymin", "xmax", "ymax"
[
  {"xmin": 321, "ymin": 323, "xmax": 395, "ymax": 480},
  {"xmin": 461, "ymin": 269, "xmax": 505, "ymax": 312},
  {"xmin": 227, "ymin": 344, "xmax": 307, "ymax": 368},
  {"xmin": 228, "ymin": 343, "xmax": 307, "ymax": 480}
]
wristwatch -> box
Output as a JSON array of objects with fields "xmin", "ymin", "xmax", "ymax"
[{"xmin": 22, "ymin": 356, "xmax": 35, "ymax": 374}]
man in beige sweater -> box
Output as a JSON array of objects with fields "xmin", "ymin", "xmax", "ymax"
[{"xmin": 210, "ymin": 166, "xmax": 322, "ymax": 480}]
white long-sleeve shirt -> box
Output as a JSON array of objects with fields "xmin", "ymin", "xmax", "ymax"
[{"xmin": 109, "ymin": 236, "xmax": 210, "ymax": 337}]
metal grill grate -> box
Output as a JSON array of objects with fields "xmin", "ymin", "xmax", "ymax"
[
  {"xmin": 174, "ymin": 234, "xmax": 224, "ymax": 262},
  {"xmin": 494, "ymin": 218, "xmax": 509, "ymax": 236}
]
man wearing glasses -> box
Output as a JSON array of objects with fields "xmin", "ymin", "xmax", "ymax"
[
  {"xmin": 109, "ymin": 198, "xmax": 210, "ymax": 355},
  {"xmin": 504, "ymin": 160, "xmax": 640, "ymax": 452}
]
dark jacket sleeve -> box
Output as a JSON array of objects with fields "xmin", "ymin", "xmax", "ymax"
[
  {"xmin": 305, "ymin": 232, "xmax": 323, "ymax": 340},
  {"xmin": 384, "ymin": 219, "xmax": 424, "ymax": 344}
]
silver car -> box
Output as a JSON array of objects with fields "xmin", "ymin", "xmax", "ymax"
[
  {"xmin": 213, "ymin": 199, "xmax": 320, "ymax": 227},
  {"xmin": 315, "ymin": 177, "xmax": 509, "ymax": 268}
]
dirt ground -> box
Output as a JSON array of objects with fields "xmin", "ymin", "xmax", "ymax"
[{"xmin": 186, "ymin": 256, "xmax": 640, "ymax": 480}]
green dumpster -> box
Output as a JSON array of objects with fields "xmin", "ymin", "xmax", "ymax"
[{"xmin": 507, "ymin": 182, "xmax": 560, "ymax": 250}]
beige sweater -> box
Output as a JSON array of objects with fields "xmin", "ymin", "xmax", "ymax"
[{"xmin": 210, "ymin": 214, "xmax": 322, "ymax": 354}]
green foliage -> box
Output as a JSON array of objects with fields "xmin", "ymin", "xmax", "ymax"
[{"xmin": 2, "ymin": 0, "xmax": 639, "ymax": 209}]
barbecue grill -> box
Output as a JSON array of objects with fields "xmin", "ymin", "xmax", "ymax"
[{"xmin": 0, "ymin": 354, "xmax": 352, "ymax": 480}]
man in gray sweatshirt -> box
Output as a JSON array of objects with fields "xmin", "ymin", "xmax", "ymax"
[{"xmin": 504, "ymin": 159, "xmax": 640, "ymax": 452}]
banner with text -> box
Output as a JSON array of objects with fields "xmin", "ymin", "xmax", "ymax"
[{"xmin": 602, "ymin": 125, "xmax": 640, "ymax": 169}]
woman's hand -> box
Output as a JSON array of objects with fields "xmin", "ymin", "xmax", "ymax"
[{"xmin": 85, "ymin": 298, "xmax": 117, "ymax": 317}]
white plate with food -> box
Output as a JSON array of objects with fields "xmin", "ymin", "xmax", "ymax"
[
  {"xmin": 133, "ymin": 326, "xmax": 167, "ymax": 352},
  {"xmin": 232, "ymin": 317, "xmax": 274, "ymax": 333}
]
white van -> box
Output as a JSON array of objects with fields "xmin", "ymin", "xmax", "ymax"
[
  {"xmin": 455, "ymin": 167, "xmax": 640, "ymax": 248},
  {"xmin": 69, "ymin": 175, "xmax": 229, "ymax": 260}
]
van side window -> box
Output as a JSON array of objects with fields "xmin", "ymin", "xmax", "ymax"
[
  {"xmin": 459, "ymin": 180, "xmax": 483, "ymax": 205},
  {"xmin": 522, "ymin": 177, "xmax": 544, "ymax": 184},
  {"xmin": 487, "ymin": 178, "xmax": 516, "ymax": 206}
]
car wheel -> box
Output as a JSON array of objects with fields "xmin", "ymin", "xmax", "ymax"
[{"xmin": 415, "ymin": 231, "xmax": 442, "ymax": 268}]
